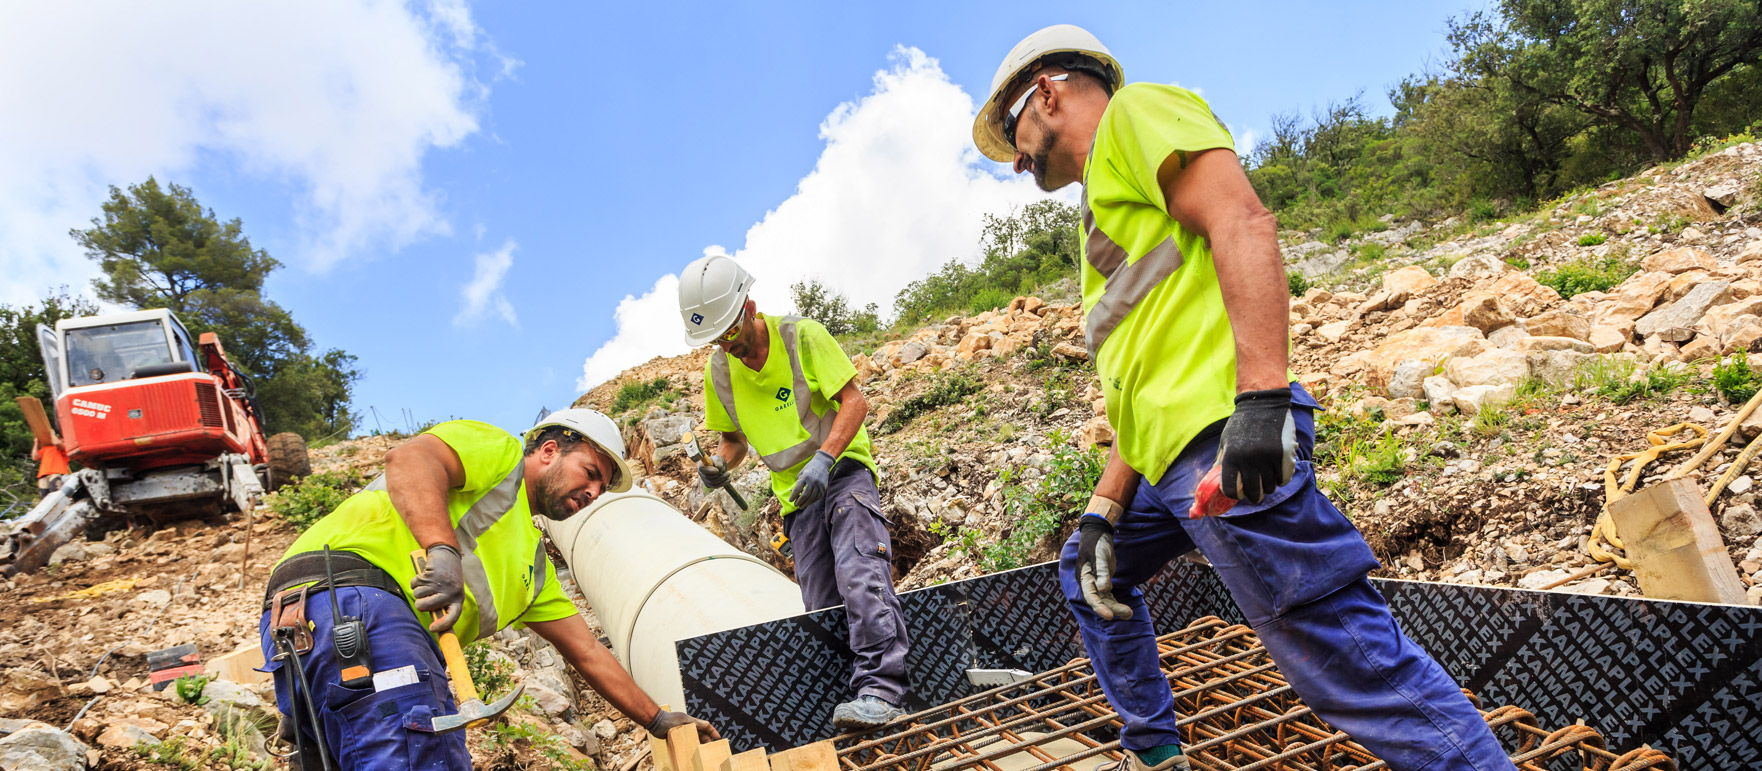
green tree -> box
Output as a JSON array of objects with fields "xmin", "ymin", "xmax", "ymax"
[
  {"xmin": 0, "ymin": 290, "xmax": 100, "ymax": 505},
  {"xmin": 789, "ymin": 279, "xmax": 879, "ymax": 336},
  {"xmin": 893, "ymin": 200, "xmax": 1081, "ymax": 324},
  {"xmin": 1450, "ymin": 0, "xmax": 1762, "ymax": 162},
  {"xmin": 71, "ymin": 178, "xmax": 360, "ymax": 440}
]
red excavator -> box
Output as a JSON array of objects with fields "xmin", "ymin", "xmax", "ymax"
[{"xmin": 2, "ymin": 308, "xmax": 309, "ymax": 575}]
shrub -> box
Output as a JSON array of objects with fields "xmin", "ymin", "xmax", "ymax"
[
  {"xmin": 612, "ymin": 377, "xmax": 671, "ymax": 413},
  {"xmin": 266, "ymin": 470, "xmax": 364, "ymax": 532},
  {"xmin": 877, "ymin": 372, "xmax": 982, "ymax": 434},
  {"xmin": 1345, "ymin": 429, "xmax": 1406, "ymax": 486},
  {"xmin": 1536, "ymin": 254, "xmax": 1638, "ymax": 298},
  {"xmin": 982, "ymin": 434, "xmax": 1106, "ymax": 571},
  {"xmin": 1577, "ymin": 232, "xmax": 1607, "ymax": 246},
  {"xmin": 1287, "ymin": 270, "xmax": 1310, "ymax": 297},
  {"xmin": 464, "ymin": 640, "xmax": 516, "ymax": 702},
  {"xmin": 1713, "ymin": 353, "xmax": 1761, "ymax": 404}
]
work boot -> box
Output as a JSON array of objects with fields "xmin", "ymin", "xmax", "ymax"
[
  {"xmin": 1094, "ymin": 748, "xmax": 1190, "ymax": 771},
  {"xmin": 831, "ymin": 695, "xmax": 906, "ymax": 730}
]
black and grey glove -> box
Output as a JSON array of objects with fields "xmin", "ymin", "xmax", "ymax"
[
  {"xmin": 411, "ymin": 543, "xmax": 465, "ymax": 633},
  {"xmin": 698, "ymin": 454, "xmax": 731, "ymax": 490},
  {"xmin": 790, "ymin": 450, "xmax": 835, "ymax": 508},
  {"xmin": 1076, "ymin": 514, "xmax": 1132, "ymax": 621},
  {"xmin": 1217, "ymin": 388, "xmax": 1298, "ymax": 504},
  {"xmin": 646, "ymin": 708, "xmax": 721, "ymax": 742}
]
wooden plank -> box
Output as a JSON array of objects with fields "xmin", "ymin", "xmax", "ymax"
[
  {"xmin": 650, "ymin": 705, "xmax": 676, "ymax": 771},
  {"xmin": 667, "ymin": 723, "xmax": 702, "ymax": 771},
  {"xmin": 14, "ymin": 397, "xmax": 54, "ymax": 446},
  {"xmin": 694, "ymin": 739, "xmax": 732, "ymax": 771},
  {"xmin": 202, "ymin": 641, "xmax": 270, "ymax": 686},
  {"xmin": 1609, "ymin": 478, "xmax": 1748, "ymax": 603},
  {"xmin": 775, "ymin": 742, "xmax": 838, "ymax": 771},
  {"xmin": 721, "ymin": 748, "xmax": 769, "ymax": 771}
]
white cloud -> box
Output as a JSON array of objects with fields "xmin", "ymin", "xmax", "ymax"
[
  {"xmin": 0, "ymin": 0, "xmax": 510, "ymax": 305},
  {"xmin": 576, "ymin": 47, "xmax": 1053, "ymax": 390},
  {"xmin": 456, "ymin": 238, "xmax": 518, "ymax": 328},
  {"xmin": 577, "ymin": 274, "xmax": 684, "ymax": 389}
]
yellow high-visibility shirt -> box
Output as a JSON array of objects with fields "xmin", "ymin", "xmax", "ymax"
[{"xmin": 279, "ymin": 420, "xmax": 577, "ymax": 645}]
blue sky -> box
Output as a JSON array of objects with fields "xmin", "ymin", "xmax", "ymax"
[{"xmin": 1, "ymin": 1, "xmax": 1473, "ymax": 438}]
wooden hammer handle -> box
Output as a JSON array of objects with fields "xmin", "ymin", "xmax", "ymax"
[{"xmin": 410, "ymin": 548, "xmax": 480, "ymax": 704}]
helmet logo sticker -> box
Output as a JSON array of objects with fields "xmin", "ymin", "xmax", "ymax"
[{"xmin": 691, "ymin": 313, "xmax": 704, "ymax": 325}]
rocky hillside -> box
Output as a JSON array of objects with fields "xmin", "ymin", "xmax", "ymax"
[{"xmin": 586, "ymin": 139, "xmax": 1762, "ymax": 603}]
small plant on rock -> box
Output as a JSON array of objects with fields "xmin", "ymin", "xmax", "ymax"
[
  {"xmin": 175, "ymin": 673, "xmax": 210, "ymax": 705},
  {"xmin": 1576, "ymin": 232, "xmax": 1607, "ymax": 246},
  {"xmin": 464, "ymin": 640, "xmax": 516, "ymax": 702},
  {"xmin": 1536, "ymin": 253, "xmax": 1638, "ymax": 298},
  {"xmin": 1713, "ymin": 353, "xmax": 1761, "ymax": 404},
  {"xmin": 266, "ymin": 470, "xmax": 365, "ymax": 532}
]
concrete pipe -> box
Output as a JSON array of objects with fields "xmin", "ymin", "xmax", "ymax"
[{"xmin": 541, "ymin": 490, "xmax": 805, "ymax": 709}]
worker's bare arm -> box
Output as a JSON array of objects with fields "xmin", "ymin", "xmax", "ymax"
[
  {"xmin": 819, "ymin": 379, "xmax": 867, "ymax": 459},
  {"xmin": 1092, "ymin": 444, "xmax": 1140, "ymax": 511},
  {"xmin": 385, "ymin": 434, "xmax": 467, "ymax": 551},
  {"xmin": 718, "ymin": 430, "xmax": 749, "ymax": 469},
  {"xmin": 1158, "ymin": 148, "xmax": 1289, "ymax": 393},
  {"xmin": 527, "ymin": 614, "xmax": 721, "ymax": 742}
]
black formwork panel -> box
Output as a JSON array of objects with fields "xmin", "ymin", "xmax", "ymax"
[{"xmin": 676, "ymin": 560, "xmax": 1762, "ymax": 768}]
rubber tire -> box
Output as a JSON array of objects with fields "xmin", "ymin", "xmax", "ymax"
[{"xmin": 266, "ymin": 432, "xmax": 311, "ymax": 491}]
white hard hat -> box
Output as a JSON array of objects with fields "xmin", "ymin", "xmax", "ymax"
[
  {"xmin": 525, "ymin": 408, "xmax": 635, "ymax": 493},
  {"xmin": 972, "ymin": 24, "xmax": 1124, "ymax": 163},
  {"xmin": 677, "ymin": 254, "xmax": 755, "ymax": 347}
]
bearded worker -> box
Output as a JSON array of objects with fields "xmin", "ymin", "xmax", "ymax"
[
  {"xmin": 970, "ymin": 24, "xmax": 1517, "ymax": 771},
  {"xmin": 259, "ymin": 410, "xmax": 717, "ymax": 770}
]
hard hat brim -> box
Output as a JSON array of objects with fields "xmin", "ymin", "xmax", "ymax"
[{"xmin": 972, "ymin": 44, "xmax": 1124, "ymax": 164}]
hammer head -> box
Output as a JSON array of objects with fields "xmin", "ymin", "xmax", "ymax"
[{"xmin": 428, "ymin": 682, "xmax": 524, "ymax": 734}]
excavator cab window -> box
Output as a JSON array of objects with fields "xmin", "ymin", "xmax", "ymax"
[{"xmin": 64, "ymin": 320, "xmax": 190, "ymax": 387}]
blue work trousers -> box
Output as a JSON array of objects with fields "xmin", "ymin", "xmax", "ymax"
[
  {"xmin": 259, "ymin": 587, "xmax": 471, "ymax": 771},
  {"xmin": 783, "ymin": 460, "xmax": 911, "ymax": 705},
  {"xmin": 1058, "ymin": 385, "xmax": 1516, "ymax": 771}
]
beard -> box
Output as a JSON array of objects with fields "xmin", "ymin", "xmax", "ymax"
[
  {"xmin": 531, "ymin": 461, "xmax": 586, "ymax": 521},
  {"xmin": 1027, "ymin": 111, "xmax": 1060, "ymax": 192}
]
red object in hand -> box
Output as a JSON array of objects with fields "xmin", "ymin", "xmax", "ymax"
[{"xmin": 1189, "ymin": 464, "xmax": 1237, "ymax": 518}]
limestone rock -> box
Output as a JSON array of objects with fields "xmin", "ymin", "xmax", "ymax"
[
  {"xmin": 1641, "ymin": 246, "xmax": 1718, "ymax": 274},
  {"xmin": 1460, "ymin": 294, "xmax": 1516, "ymax": 333},
  {"xmin": 1387, "ymin": 360, "xmax": 1430, "ymax": 400},
  {"xmin": 1515, "ymin": 337, "xmax": 1593, "ymax": 354},
  {"xmin": 1447, "ymin": 253, "xmax": 1510, "ymax": 280},
  {"xmin": 1423, "ymin": 376, "xmax": 1457, "ymax": 409},
  {"xmin": 1680, "ymin": 335, "xmax": 1721, "ymax": 361},
  {"xmin": 1487, "ymin": 272, "xmax": 1563, "ymax": 317},
  {"xmin": 1078, "ymin": 417, "xmax": 1114, "ymax": 449},
  {"xmin": 1050, "ymin": 342, "xmax": 1089, "ymax": 362},
  {"xmin": 1487, "ymin": 324, "xmax": 1529, "ymax": 349},
  {"xmin": 1723, "ymin": 315, "xmax": 1762, "ymax": 353},
  {"xmin": 1380, "ymin": 266, "xmax": 1437, "ymax": 303},
  {"xmin": 1359, "ymin": 326, "xmax": 1488, "ymax": 392},
  {"xmin": 895, "ymin": 342, "xmax": 929, "ymax": 366},
  {"xmin": 1635, "ymin": 281, "xmax": 1731, "ymax": 341},
  {"xmin": 1445, "ymin": 349, "xmax": 1530, "ymax": 387},
  {"xmin": 1451, "ymin": 383, "xmax": 1518, "ymax": 416},
  {"xmin": 1589, "ymin": 325, "xmax": 1628, "ymax": 353},
  {"xmin": 525, "ymin": 683, "xmax": 572, "ymax": 717},
  {"xmin": 1527, "ymin": 350, "xmax": 1594, "ymax": 386},
  {"xmin": 1597, "ymin": 271, "xmax": 1673, "ymax": 325},
  {"xmin": 1525, "ymin": 308, "xmax": 1591, "ymax": 341},
  {"xmin": 1316, "ymin": 320, "xmax": 1352, "ymax": 343},
  {"xmin": 1722, "ymin": 504, "xmax": 1762, "ymax": 538},
  {"xmin": 1697, "ymin": 297, "xmax": 1762, "ymax": 340},
  {"xmin": 0, "ymin": 727, "xmax": 88, "ymax": 771}
]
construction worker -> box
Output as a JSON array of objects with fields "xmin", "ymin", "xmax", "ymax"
[
  {"xmin": 972, "ymin": 26, "xmax": 1516, "ymax": 771},
  {"xmin": 31, "ymin": 436, "xmax": 68, "ymax": 499},
  {"xmin": 258, "ymin": 410, "xmax": 717, "ymax": 770},
  {"xmin": 677, "ymin": 255, "xmax": 912, "ymax": 730}
]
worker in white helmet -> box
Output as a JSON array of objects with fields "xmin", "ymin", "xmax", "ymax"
[
  {"xmin": 678, "ymin": 254, "xmax": 912, "ymax": 730},
  {"xmin": 260, "ymin": 410, "xmax": 718, "ymax": 769},
  {"xmin": 972, "ymin": 25, "xmax": 1516, "ymax": 771}
]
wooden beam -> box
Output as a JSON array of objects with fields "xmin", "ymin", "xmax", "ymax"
[
  {"xmin": 15, "ymin": 397, "xmax": 54, "ymax": 446},
  {"xmin": 694, "ymin": 739, "xmax": 733, "ymax": 771},
  {"xmin": 666, "ymin": 723, "xmax": 702, "ymax": 771},
  {"xmin": 721, "ymin": 748, "xmax": 770, "ymax": 771},
  {"xmin": 1608, "ymin": 478, "xmax": 1748, "ymax": 603},
  {"xmin": 650, "ymin": 706, "xmax": 676, "ymax": 771},
  {"xmin": 774, "ymin": 742, "xmax": 838, "ymax": 771}
]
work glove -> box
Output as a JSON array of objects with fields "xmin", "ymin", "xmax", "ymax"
[
  {"xmin": 790, "ymin": 450, "xmax": 835, "ymax": 509},
  {"xmin": 1216, "ymin": 388, "xmax": 1298, "ymax": 505},
  {"xmin": 1076, "ymin": 514, "xmax": 1132, "ymax": 621},
  {"xmin": 647, "ymin": 708, "xmax": 721, "ymax": 743},
  {"xmin": 698, "ymin": 454, "xmax": 731, "ymax": 490},
  {"xmin": 411, "ymin": 543, "xmax": 465, "ymax": 634}
]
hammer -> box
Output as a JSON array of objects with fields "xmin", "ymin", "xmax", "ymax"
[{"xmin": 409, "ymin": 549, "xmax": 523, "ymax": 733}]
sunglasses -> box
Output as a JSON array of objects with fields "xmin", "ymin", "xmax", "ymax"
[
  {"xmin": 1002, "ymin": 73, "xmax": 1068, "ymax": 148},
  {"xmin": 718, "ymin": 309, "xmax": 746, "ymax": 343}
]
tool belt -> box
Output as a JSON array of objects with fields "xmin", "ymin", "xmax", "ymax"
[{"xmin": 262, "ymin": 550, "xmax": 404, "ymax": 613}]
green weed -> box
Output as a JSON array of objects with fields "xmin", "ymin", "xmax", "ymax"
[
  {"xmin": 877, "ymin": 371, "xmax": 983, "ymax": 434},
  {"xmin": 490, "ymin": 721, "xmax": 596, "ymax": 771},
  {"xmin": 1576, "ymin": 232, "xmax": 1607, "ymax": 246},
  {"xmin": 134, "ymin": 736, "xmax": 201, "ymax": 770},
  {"xmin": 1535, "ymin": 253, "xmax": 1638, "ymax": 298},
  {"xmin": 175, "ymin": 674, "xmax": 209, "ymax": 705},
  {"xmin": 1345, "ymin": 429, "xmax": 1406, "ymax": 486},
  {"xmin": 265, "ymin": 470, "xmax": 365, "ymax": 532},
  {"xmin": 1574, "ymin": 356, "xmax": 1692, "ymax": 405},
  {"xmin": 612, "ymin": 377, "xmax": 672, "ymax": 413},
  {"xmin": 1713, "ymin": 353, "xmax": 1761, "ymax": 404},
  {"xmin": 464, "ymin": 640, "xmax": 516, "ymax": 703},
  {"xmin": 1287, "ymin": 270, "xmax": 1310, "ymax": 297},
  {"xmin": 980, "ymin": 434, "xmax": 1105, "ymax": 572}
]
